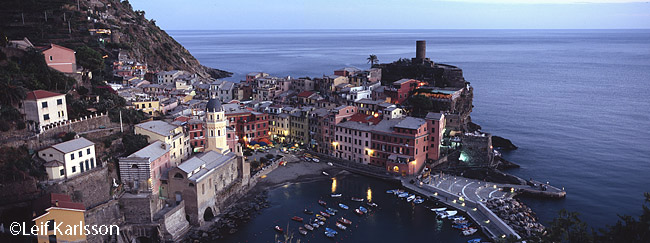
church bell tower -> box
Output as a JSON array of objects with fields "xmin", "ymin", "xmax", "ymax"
[{"xmin": 205, "ymin": 97, "xmax": 229, "ymax": 154}]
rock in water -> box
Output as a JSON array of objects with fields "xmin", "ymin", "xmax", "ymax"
[{"xmin": 492, "ymin": 136, "xmax": 518, "ymax": 151}]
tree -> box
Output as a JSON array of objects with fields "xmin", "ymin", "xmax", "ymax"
[
  {"xmin": 594, "ymin": 192, "xmax": 650, "ymax": 242},
  {"xmin": 407, "ymin": 95, "xmax": 433, "ymax": 117},
  {"xmin": 0, "ymin": 78, "xmax": 26, "ymax": 106},
  {"xmin": 75, "ymin": 46, "xmax": 104, "ymax": 72},
  {"xmin": 367, "ymin": 54, "xmax": 378, "ymax": 66},
  {"xmin": 543, "ymin": 209, "xmax": 593, "ymax": 242},
  {"xmin": 122, "ymin": 133, "xmax": 150, "ymax": 155}
]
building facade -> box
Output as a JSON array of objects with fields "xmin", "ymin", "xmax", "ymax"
[
  {"xmin": 38, "ymin": 138, "xmax": 97, "ymax": 180},
  {"xmin": 22, "ymin": 90, "xmax": 68, "ymax": 129}
]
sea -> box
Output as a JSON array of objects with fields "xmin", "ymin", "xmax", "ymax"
[{"xmin": 168, "ymin": 29, "xmax": 650, "ymax": 239}]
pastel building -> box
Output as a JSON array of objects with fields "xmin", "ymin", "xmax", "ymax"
[
  {"xmin": 32, "ymin": 193, "xmax": 86, "ymax": 243},
  {"xmin": 22, "ymin": 90, "xmax": 68, "ymax": 129},
  {"xmin": 370, "ymin": 117, "xmax": 428, "ymax": 175},
  {"xmin": 39, "ymin": 44, "xmax": 77, "ymax": 73},
  {"xmin": 119, "ymin": 141, "xmax": 172, "ymax": 195},
  {"xmin": 38, "ymin": 137, "xmax": 97, "ymax": 180},
  {"xmin": 135, "ymin": 120, "xmax": 190, "ymax": 165}
]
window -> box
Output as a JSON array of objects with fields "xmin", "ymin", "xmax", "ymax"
[
  {"xmin": 49, "ymin": 56, "xmax": 53, "ymax": 61},
  {"xmin": 70, "ymin": 153, "xmax": 74, "ymax": 160},
  {"xmin": 85, "ymin": 160, "xmax": 89, "ymax": 171},
  {"xmin": 79, "ymin": 151, "xmax": 83, "ymax": 158},
  {"xmin": 42, "ymin": 101, "xmax": 48, "ymax": 108},
  {"xmin": 71, "ymin": 166, "xmax": 76, "ymax": 173},
  {"xmin": 43, "ymin": 114, "xmax": 50, "ymax": 120},
  {"xmin": 57, "ymin": 99, "xmax": 62, "ymax": 105},
  {"xmin": 59, "ymin": 169, "xmax": 64, "ymax": 176},
  {"xmin": 90, "ymin": 158, "xmax": 95, "ymax": 168},
  {"xmin": 80, "ymin": 162, "xmax": 84, "ymax": 172}
]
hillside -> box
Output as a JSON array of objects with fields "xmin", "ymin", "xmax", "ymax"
[{"xmin": 0, "ymin": 0, "xmax": 231, "ymax": 79}]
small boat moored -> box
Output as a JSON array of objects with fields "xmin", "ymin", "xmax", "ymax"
[
  {"xmin": 467, "ymin": 238, "xmax": 482, "ymax": 243},
  {"xmin": 325, "ymin": 209, "xmax": 336, "ymax": 215},
  {"xmin": 414, "ymin": 198, "xmax": 424, "ymax": 204},
  {"xmin": 398, "ymin": 192, "xmax": 409, "ymax": 198},
  {"xmin": 355, "ymin": 208, "xmax": 364, "ymax": 215},
  {"xmin": 406, "ymin": 194, "xmax": 416, "ymax": 202},
  {"xmin": 331, "ymin": 193, "xmax": 342, "ymax": 198},
  {"xmin": 322, "ymin": 171, "xmax": 329, "ymax": 176},
  {"xmin": 319, "ymin": 211, "xmax": 330, "ymax": 218},
  {"xmin": 359, "ymin": 206, "xmax": 368, "ymax": 214},
  {"xmin": 304, "ymin": 209, "xmax": 314, "ymax": 215},
  {"xmin": 304, "ymin": 224, "xmax": 314, "ymax": 231},
  {"xmin": 291, "ymin": 216, "xmax": 303, "ymax": 222},
  {"xmin": 298, "ymin": 226, "xmax": 308, "ymax": 235},
  {"xmin": 338, "ymin": 203, "xmax": 349, "ymax": 210},
  {"xmin": 274, "ymin": 226, "xmax": 283, "ymax": 233},
  {"xmin": 338, "ymin": 217, "xmax": 352, "ymax": 225},
  {"xmin": 463, "ymin": 228, "xmax": 478, "ymax": 236},
  {"xmin": 318, "ymin": 200, "xmax": 327, "ymax": 206},
  {"xmin": 327, "ymin": 207, "xmax": 338, "ymax": 213},
  {"xmin": 366, "ymin": 202, "xmax": 378, "ymax": 207},
  {"xmin": 351, "ymin": 197, "xmax": 364, "ymax": 202},
  {"xmin": 335, "ymin": 222, "xmax": 347, "ymax": 230},
  {"xmin": 431, "ymin": 207, "xmax": 447, "ymax": 212}
]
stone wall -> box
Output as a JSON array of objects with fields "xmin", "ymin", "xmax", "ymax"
[
  {"xmin": 119, "ymin": 194, "xmax": 155, "ymax": 224},
  {"xmin": 159, "ymin": 201, "xmax": 190, "ymax": 242},
  {"xmin": 2, "ymin": 114, "xmax": 118, "ymax": 151},
  {"xmin": 45, "ymin": 166, "xmax": 112, "ymax": 209},
  {"xmin": 0, "ymin": 176, "xmax": 40, "ymax": 206},
  {"xmin": 84, "ymin": 199, "xmax": 124, "ymax": 243}
]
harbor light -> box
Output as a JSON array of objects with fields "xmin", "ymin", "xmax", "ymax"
[
  {"xmin": 472, "ymin": 208, "xmax": 477, "ymax": 211},
  {"xmin": 459, "ymin": 196, "xmax": 464, "ymax": 201},
  {"xmin": 501, "ymin": 235, "xmax": 506, "ymax": 238},
  {"xmin": 366, "ymin": 188, "xmax": 372, "ymax": 202},
  {"xmin": 493, "ymin": 185, "xmax": 497, "ymax": 189},
  {"xmin": 511, "ymin": 188, "xmax": 515, "ymax": 193},
  {"xmin": 331, "ymin": 178, "xmax": 337, "ymax": 193},
  {"xmin": 261, "ymin": 175, "xmax": 267, "ymax": 179},
  {"xmin": 461, "ymin": 203, "xmax": 465, "ymax": 207},
  {"xmin": 434, "ymin": 192, "xmax": 438, "ymax": 196},
  {"xmin": 452, "ymin": 200, "xmax": 457, "ymax": 203},
  {"xmin": 485, "ymin": 220, "xmax": 490, "ymax": 224}
]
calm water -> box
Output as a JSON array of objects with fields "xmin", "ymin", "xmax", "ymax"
[
  {"xmin": 168, "ymin": 29, "xmax": 650, "ymax": 229},
  {"xmin": 227, "ymin": 174, "xmax": 475, "ymax": 242}
]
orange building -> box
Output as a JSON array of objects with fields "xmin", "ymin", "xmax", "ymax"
[{"xmin": 39, "ymin": 44, "xmax": 77, "ymax": 73}]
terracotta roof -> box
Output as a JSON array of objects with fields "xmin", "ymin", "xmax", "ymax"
[
  {"xmin": 38, "ymin": 43, "xmax": 76, "ymax": 53},
  {"xmin": 25, "ymin": 90, "xmax": 65, "ymax": 100},
  {"xmin": 33, "ymin": 193, "xmax": 85, "ymax": 219},
  {"xmin": 297, "ymin": 91, "xmax": 315, "ymax": 98}
]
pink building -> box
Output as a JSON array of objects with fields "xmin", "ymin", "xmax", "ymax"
[
  {"xmin": 119, "ymin": 141, "xmax": 172, "ymax": 195},
  {"xmin": 384, "ymin": 79, "xmax": 424, "ymax": 104},
  {"xmin": 370, "ymin": 117, "xmax": 428, "ymax": 175},
  {"xmin": 39, "ymin": 44, "xmax": 77, "ymax": 73},
  {"xmin": 425, "ymin": 112, "xmax": 446, "ymax": 162},
  {"xmin": 320, "ymin": 105, "xmax": 357, "ymax": 154}
]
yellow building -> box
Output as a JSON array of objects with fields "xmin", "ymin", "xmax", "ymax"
[
  {"xmin": 135, "ymin": 120, "xmax": 190, "ymax": 165},
  {"xmin": 205, "ymin": 98, "xmax": 229, "ymax": 154},
  {"xmin": 132, "ymin": 99, "xmax": 160, "ymax": 116},
  {"xmin": 33, "ymin": 194, "xmax": 86, "ymax": 243}
]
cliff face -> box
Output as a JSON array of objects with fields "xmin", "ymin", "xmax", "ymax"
[{"xmin": 0, "ymin": 0, "xmax": 230, "ymax": 79}]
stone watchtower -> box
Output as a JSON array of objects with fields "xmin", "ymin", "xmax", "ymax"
[
  {"xmin": 204, "ymin": 97, "xmax": 229, "ymax": 154},
  {"xmin": 235, "ymin": 143, "xmax": 250, "ymax": 185},
  {"xmin": 412, "ymin": 40, "xmax": 434, "ymax": 66}
]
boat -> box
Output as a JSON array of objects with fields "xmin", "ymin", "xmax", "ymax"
[
  {"xmin": 327, "ymin": 162, "xmax": 334, "ymax": 166},
  {"xmin": 327, "ymin": 207, "xmax": 338, "ymax": 213},
  {"xmin": 468, "ymin": 238, "xmax": 482, "ymax": 243},
  {"xmin": 453, "ymin": 219, "xmax": 469, "ymax": 225},
  {"xmin": 386, "ymin": 189, "xmax": 396, "ymax": 194},
  {"xmin": 463, "ymin": 228, "xmax": 478, "ymax": 236},
  {"xmin": 359, "ymin": 206, "xmax": 368, "ymax": 214},
  {"xmin": 331, "ymin": 193, "xmax": 342, "ymax": 198},
  {"xmin": 317, "ymin": 220, "xmax": 325, "ymax": 226},
  {"xmin": 274, "ymin": 226, "xmax": 283, "ymax": 233},
  {"xmin": 449, "ymin": 216, "xmax": 466, "ymax": 221},
  {"xmin": 325, "ymin": 231, "xmax": 336, "ymax": 238},
  {"xmin": 336, "ymin": 222, "xmax": 347, "ymax": 230},
  {"xmin": 298, "ymin": 226, "xmax": 308, "ymax": 235},
  {"xmin": 394, "ymin": 189, "xmax": 404, "ymax": 195},
  {"xmin": 351, "ymin": 197, "xmax": 364, "ymax": 202},
  {"xmin": 414, "ymin": 198, "xmax": 424, "ymax": 204},
  {"xmin": 325, "ymin": 227, "xmax": 337, "ymax": 234},
  {"xmin": 291, "ymin": 216, "xmax": 303, "ymax": 222},
  {"xmin": 338, "ymin": 217, "xmax": 352, "ymax": 225},
  {"xmin": 407, "ymin": 195, "xmax": 416, "ymax": 202},
  {"xmin": 338, "ymin": 203, "xmax": 349, "ymax": 210},
  {"xmin": 322, "ymin": 171, "xmax": 329, "ymax": 176},
  {"xmin": 398, "ymin": 192, "xmax": 409, "ymax": 198},
  {"xmin": 355, "ymin": 208, "xmax": 364, "ymax": 215},
  {"xmin": 312, "ymin": 222, "xmax": 320, "ymax": 228},
  {"xmin": 318, "ymin": 200, "xmax": 327, "ymax": 206},
  {"xmin": 431, "ymin": 207, "xmax": 447, "ymax": 212},
  {"xmin": 441, "ymin": 210, "xmax": 458, "ymax": 219},
  {"xmin": 366, "ymin": 202, "xmax": 378, "ymax": 207},
  {"xmin": 304, "ymin": 224, "xmax": 314, "ymax": 231},
  {"xmin": 325, "ymin": 209, "xmax": 336, "ymax": 215},
  {"xmin": 313, "ymin": 158, "xmax": 320, "ymax": 163},
  {"xmin": 316, "ymin": 214, "xmax": 326, "ymax": 221},
  {"xmin": 319, "ymin": 211, "xmax": 330, "ymax": 218},
  {"xmin": 452, "ymin": 223, "xmax": 471, "ymax": 229},
  {"xmin": 304, "ymin": 209, "xmax": 314, "ymax": 215}
]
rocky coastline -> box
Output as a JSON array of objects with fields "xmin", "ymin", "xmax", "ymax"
[{"xmin": 486, "ymin": 198, "xmax": 546, "ymax": 238}]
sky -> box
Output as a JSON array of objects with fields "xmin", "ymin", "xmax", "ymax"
[{"xmin": 129, "ymin": 0, "xmax": 650, "ymax": 30}]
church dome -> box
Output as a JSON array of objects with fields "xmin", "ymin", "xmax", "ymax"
[{"xmin": 206, "ymin": 98, "xmax": 223, "ymax": 112}]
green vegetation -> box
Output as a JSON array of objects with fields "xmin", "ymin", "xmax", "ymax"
[
  {"xmin": 0, "ymin": 146, "xmax": 45, "ymax": 182},
  {"xmin": 0, "ymin": 50, "xmax": 75, "ymax": 92},
  {"xmin": 407, "ymin": 95, "xmax": 433, "ymax": 117},
  {"xmin": 108, "ymin": 108, "xmax": 148, "ymax": 125},
  {"xmin": 367, "ymin": 54, "xmax": 378, "ymax": 66},
  {"xmin": 75, "ymin": 45, "xmax": 104, "ymax": 72},
  {"xmin": 121, "ymin": 133, "xmax": 149, "ymax": 155}
]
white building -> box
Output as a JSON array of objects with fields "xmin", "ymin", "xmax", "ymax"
[
  {"xmin": 38, "ymin": 137, "xmax": 97, "ymax": 180},
  {"xmin": 209, "ymin": 80, "xmax": 235, "ymax": 103},
  {"xmin": 22, "ymin": 90, "xmax": 68, "ymax": 130},
  {"xmin": 157, "ymin": 70, "xmax": 183, "ymax": 85}
]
